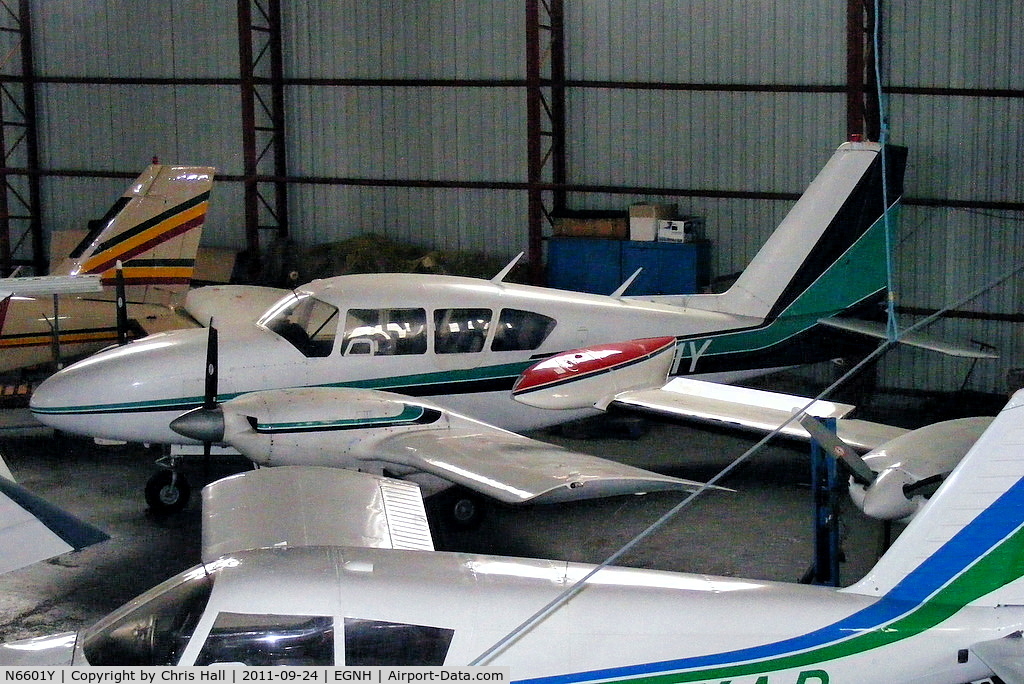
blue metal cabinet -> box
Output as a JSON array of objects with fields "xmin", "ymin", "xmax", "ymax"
[
  {"xmin": 546, "ymin": 237, "xmax": 623, "ymax": 295},
  {"xmin": 547, "ymin": 238, "xmax": 709, "ymax": 295}
]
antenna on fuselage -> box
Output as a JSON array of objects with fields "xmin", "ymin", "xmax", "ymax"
[
  {"xmin": 610, "ymin": 267, "xmax": 643, "ymax": 298},
  {"xmin": 491, "ymin": 252, "xmax": 524, "ymax": 284}
]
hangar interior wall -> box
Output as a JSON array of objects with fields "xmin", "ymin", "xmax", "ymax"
[{"xmin": 14, "ymin": 1, "xmax": 1024, "ymax": 396}]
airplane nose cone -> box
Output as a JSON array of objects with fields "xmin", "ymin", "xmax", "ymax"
[{"xmin": 170, "ymin": 406, "xmax": 225, "ymax": 443}]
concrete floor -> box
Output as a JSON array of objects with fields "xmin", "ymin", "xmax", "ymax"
[{"xmin": 0, "ymin": 412, "xmax": 895, "ymax": 645}]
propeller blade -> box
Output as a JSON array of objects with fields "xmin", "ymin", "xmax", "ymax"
[
  {"xmin": 799, "ymin": 415, "xmax": 876, "ymax": 485},
  {"xmin": 903, "ymin": 472, "xmax": 945, "ymax": 498},
  {"xmin": 115, "ymin": 260, "xmax": 129, "ymax": 345},
  {"xmin": 204, "ymin": 321, "xmax": 218, "ymax": 409}
]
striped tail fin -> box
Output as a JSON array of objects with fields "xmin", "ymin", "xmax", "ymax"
[
  {"xmin": 843, "ymin": 390, "xmax": 1024, "ymax": 609},
  {"xmin": 55, "ymin": 165, "xmax": 215, "ymax": 305},
  {"xmin": 711, "ymin": 140, "xmax": 906, "ymax": 322}
]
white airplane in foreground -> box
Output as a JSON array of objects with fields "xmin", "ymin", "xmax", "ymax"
[
  {"xmin": 512, "ymin": 337, "xmax": 994, "ymax": 522},
  {"xmin": 4, "ymin": 388, "xmax": 1024, "ymax": 682},
  {"xmin": 29, "ymin": 141, "xmax": 989, "ymax": 514},
  {"xmin": 0, "ymin": 163, "xmax": 215, "ymax": 374}
]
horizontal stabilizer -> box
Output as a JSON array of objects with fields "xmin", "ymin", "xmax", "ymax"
[
  {"xmin": 0, "ymin": 274, "xmax": 102, "ymax": 298},
  {"xmin": 0, "ymin": 475, "xmax": 108, "ymax": 575},
  {"xmin": 201, "ymin": 466, "xmax": 433, "ymax": 563},
  {"xmin": 380, "ymin": 425, "xmax": 724, "ymax": 505},
  {"xmin": 971, "ymin": 632, "xmax": 1024, "ymax": 684},
  {"xmin": 818, "ymin": 317, "xmax": 998, "ymax": 359}
]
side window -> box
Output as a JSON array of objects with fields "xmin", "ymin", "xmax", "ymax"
[
  {"xmin": 194, "ymin": 613, "xmax": 334, "ymax": 666},
  {"xmin": 342, "ymin": 309, "xmax": 427, "ymax": 356},
  {"xmin": 491, "ymin": 309, "xmax": 556, "ymax": 351},
  {"xmin": 343, "ymin": 618, "xmax": 453, "ymax": 666},
  {"xmin": 433, "ymin": 308, "xmax": 492, "ymax": 354},
  {"xmin": 262, "ymin": 294, "xmax": 339, "ymax": 358}
]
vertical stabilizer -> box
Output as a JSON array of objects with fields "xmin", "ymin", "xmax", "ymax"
[
  {"xmin": 843, "ymin": 391, "xmax": 1024, "ymax": 608},
  {"xmin": 55, "ymin": 165, "xmax": 215, "ymax": 305},
  {"xmin": 713, "ymin": 141, "xmax": 906, "ymax": 321}
]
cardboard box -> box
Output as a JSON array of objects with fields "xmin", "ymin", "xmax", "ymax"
[
  {"xmin": 552, "ymin": 213, "xmax": 628, "ymax": 239},
  {"xmin": 629, "ymin": 203, "xmax": 677, "ymax": 241}
]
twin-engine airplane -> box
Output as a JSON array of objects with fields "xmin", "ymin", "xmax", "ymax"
[
  {"xmin": 513, "ymin": 338, "xmax": 994, "ymax": 522},
  {"xmin": 4, "ymin": 388, "xmax": 1024, "ymax": 682},
  {"xmin": 0, "ymin": 163, "xmax": 214, "ymax": 374},
  {"xmin": 32, "ymin": 141, "xmax": 982, "ymax": 514}
]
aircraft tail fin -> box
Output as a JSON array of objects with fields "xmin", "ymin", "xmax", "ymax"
[
  {"xmin": 707, "ymin": 141, "xmax": 906, "ymax": 322},
  {"xmin": 55, "ymin": 165, "xmax": 215, "ymax": 305},
  {"xmin": 842, "ymin": 389, "xmax": 1024, "ymax": 608}
]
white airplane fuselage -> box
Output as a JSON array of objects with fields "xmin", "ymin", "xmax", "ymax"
[
  {"xmin": 31, "ymin": 141, "xmax": 899, "ymax": 449},
  {"xmin": 15, "ymin": 544, "xmax": 1021, "ymax": 679},
  {"xmin": 30, "ymin": 275, "xmax": 789, "ymax": 444}
]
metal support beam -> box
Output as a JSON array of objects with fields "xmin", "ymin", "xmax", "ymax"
[
  {"xmin": 0, "ymin": 0, "xmax": 43, "ymax": 277},
  {"xmin": 847, "ymin": 0, "xmax": 882, "ymax": 141},
  {"xmin": 525, "ymin": 0, "xmax": 566, "ymax": 285},
  {"xmin": 237, "ymin": 0, "xmax": 289, "ymax": 281}
]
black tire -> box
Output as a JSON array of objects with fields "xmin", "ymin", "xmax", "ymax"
[
  {"xmin": 145, "ymin": 469, "xmax": 191, "ymax": 514},
  {"xmin": 446, "ymin": 489, "xmax": 485, "ymax": 530}
]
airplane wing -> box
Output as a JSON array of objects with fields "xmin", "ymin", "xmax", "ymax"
[
  {"xmin": 0, "ymin": 454, "xmax": 108, "ymax": 574},
  {"xmin": 970, "ymin": 633, "xmax": 1024, "ymax": 684},
  {"xmin": 818, "ymin": 317, "xmax": 998, "ymax": 359},
  {"xmin": 201, "ymin": 465, "xmax": 433, "ymax": 563},
  {"xmin": 375, "ymin": 424, "xmax": 720, "ymax": 505},
  {"xmin": 512, "ymin": 339, "xmax": 907, "ymax": 452},
  {"xmin": 170, "ymin": 386, "xmax": 719, "ymax": 508},
  {"xmin": 603, "ymin": 378, "xmax": 907, "ymax": 452}
]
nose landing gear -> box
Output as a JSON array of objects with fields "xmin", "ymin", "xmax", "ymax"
[{"xmin": 145, "ymin": 456, "xmax": 192, "ymax": 514}]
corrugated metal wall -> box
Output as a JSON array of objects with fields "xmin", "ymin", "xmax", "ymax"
[{"xmin": 18, "ymin": 1, "xmax": 1024, "ymax": 395}]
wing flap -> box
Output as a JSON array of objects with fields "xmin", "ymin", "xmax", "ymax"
[
  {"xmin": 380, "ymin": 428, "xmax": 720, "ymax": 505},
  {"xmin": 608, "ymin": 377, "xmax": 906, "ymax": 452},
  {"xmin": 201, "ymin": 466, "xmax": 433, "ymax": 562},
  {"xmin": 819, "ymin": 317, "xmax": 998, "ymax": 359}
]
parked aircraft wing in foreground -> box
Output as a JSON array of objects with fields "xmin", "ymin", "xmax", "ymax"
[
  {"xmin": 5, "ymin": 390, "xmax": 1024, "ymax": 679},
  {"xmin": 0, "ymin": 452, "xmax": 107, "ymax": 574}
]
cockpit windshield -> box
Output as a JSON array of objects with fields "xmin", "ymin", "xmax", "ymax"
[
  {"xmin": 81, "ymin": 562, "xmax": 220, "ymax": 666},
  {"xmin": 258, "ymin": 293, "xmax": 339, "ymax": 358}
]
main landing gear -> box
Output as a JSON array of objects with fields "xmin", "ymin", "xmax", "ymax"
[{"xmin": 145, "ymin": 455, "xmax": 192, "ymax": 514}]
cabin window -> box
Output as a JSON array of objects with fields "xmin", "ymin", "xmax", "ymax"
[
  {"xmin": 342, "ymin": 308, "xmax": 427, "ymax": 356},
  {"xmin": 491, "ymin": 309, "xmax": 556, "ymax": 351},
  {"xmin": 194, "ymin": 613, "xmax": 334, "ymax": 666},
  {"xmin": 343, "ymin": 617, "xmax": 453, "ymax": 666},
  {"xmin": 261, "ymin": 294, "xmax": 339, "ymax": 357},
  {"xmin": 433, "ymin": 308, "xmax": 492, "ymax": 353},
  {"xmin": 81, "ymin": 564, "xmax": 215, "ymax": 666}
]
